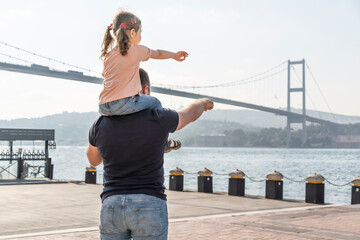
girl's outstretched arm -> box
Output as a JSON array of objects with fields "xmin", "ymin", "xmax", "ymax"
[{"xmin": 150, "ymin": 49, "xmax": 188, "ymax": 61}]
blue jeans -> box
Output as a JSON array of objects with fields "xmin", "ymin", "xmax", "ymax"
[
  {"xmin": 99, "ymin": 95, "xmax": 162, "ymax": 116},
  {"xmin": 99, "ymin": 194, "xmax": 168, "ymax": 240}
]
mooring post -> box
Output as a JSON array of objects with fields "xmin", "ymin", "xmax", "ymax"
[
  {"xmin": 265, "ymin": 170, "xmax": 283, "ymax": 200},
  {"xmin": 305, "ymin": 173, "xmax": 325, "ymax": 204},
  {"xmin": 198, "ymin": 168, "xmax": 213, "ymax": 193},
  {"xmin": 85, "ymin": 166, "xmax": 97, "ymax": 184},
  {"xmin": 169, "ymin": 167, "xmax": 184, "ymax": 191},
  {"xmin": 228, "ymin": 169, "xmax": 245, "ymax": 196},
  {"xmin": 351, "ymin": 176, "xmax": 360, "ymax": 204}
]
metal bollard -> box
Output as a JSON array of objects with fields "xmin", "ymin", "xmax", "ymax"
[
  {"xmin": 265, "ymin": 171, "xmax": 283, "ymax": 200},
  {"xmin": 228, "ymin": 169, "xmax": 245, "ymax": 196},
  {"xmin": 351, "ymin": 176, "xmax": 360, "ymax": 204},
  {"xmin": 169, "ymin": 167, "xmax": 184, "ymax": 191},
  {"xmin": 17, "ymin": 158, "xmax": 24, "ymax": 179},
  {"xmin": 85, "ymin": 166, "xmax": 97, "ymax": 184},
  {"xmin": 305, "ymin": 173, "xmax": 325, "ymax": 204},
  {"xmin": 49, "ymin": 164, "xmax": 54, "ymax": 180},
  {"xmin": 198, "ymin": 168, "xmax": 213, "ymax": 193},
  {"xmin": 45, "ymin": 158, "xmax": 52, "ymax": 178}
]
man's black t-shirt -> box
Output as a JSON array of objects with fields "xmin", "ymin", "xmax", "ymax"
[{"xmin": 88, "ymin": 108, "xmax": 179, "ymax": 202}]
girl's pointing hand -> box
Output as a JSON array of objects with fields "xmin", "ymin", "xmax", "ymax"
[{"xmin": 173, "ymin": 51, "xmax": 189, "ymax": 62}]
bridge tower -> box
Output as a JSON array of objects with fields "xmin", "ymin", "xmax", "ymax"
[{"xmin": 286, "ymin": 59, "xmax": 306, "ymax": 147}]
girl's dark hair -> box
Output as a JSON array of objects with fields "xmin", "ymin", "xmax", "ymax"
[{"xmin": 100, "ymin": 11, "xmax": 141, "ymax": 59}]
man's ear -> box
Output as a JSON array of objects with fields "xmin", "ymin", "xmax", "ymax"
[{"xmin": 143, "ymin": 85, "xmax": 150, "ymax": 95}]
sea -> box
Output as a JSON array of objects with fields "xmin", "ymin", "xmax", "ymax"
[{"xmin": 6, "ymin": 146, "xmax": 360, "ymax": 204}]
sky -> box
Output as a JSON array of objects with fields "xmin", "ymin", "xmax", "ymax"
[{"xmin": 0, "ymin": 0, "xmax": 359, "ymax": 120}]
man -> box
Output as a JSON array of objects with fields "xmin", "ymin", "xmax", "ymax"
[
  {"xmin": 139, "ymin": 69, "xmax": 181, "ymax": 153},
  {"xmin": 87, "ymin": 69, "xmax": 214, "ymax": 239}
]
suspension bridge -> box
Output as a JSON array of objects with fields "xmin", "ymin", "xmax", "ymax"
[{"xmin": 0, "ymin": 41, "xmax": 340, "ymax": 146}]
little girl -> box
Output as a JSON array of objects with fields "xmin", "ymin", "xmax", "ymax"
[{"xmin": 99, "ymin": 10, "xmax": 187, "ymax": 152}]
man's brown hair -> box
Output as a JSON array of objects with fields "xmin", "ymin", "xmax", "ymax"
[{"xmin": 139, "ymin": 68, "xmax": 150, "ymax": 89}]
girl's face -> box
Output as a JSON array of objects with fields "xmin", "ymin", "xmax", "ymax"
[{"xmin": 130, "ymin": 26, "xmax": 142, "ymax": 44}]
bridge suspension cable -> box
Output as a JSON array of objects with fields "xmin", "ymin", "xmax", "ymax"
[
  {"xmin": 0, "ymin": 52, "xmax": 35, "ymax": 65},
  {"xmin": 305, "ymin": 62, "xmax": 337, "ymax": 123},
  {"xmin": 290, "ymin": 65, "xmax": 323, "ymax": 120},
  {"xmin": 0, "ymin": 41, "xmax": 101, "ymax": 75},
  {"xmin": 155, "ymin": 60, "xmax": 288, "ymax": 89}
]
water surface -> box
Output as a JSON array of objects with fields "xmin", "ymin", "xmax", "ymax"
[{"xmin": 45, "ymin": 147, "xmax": 360, "ymax": 204}]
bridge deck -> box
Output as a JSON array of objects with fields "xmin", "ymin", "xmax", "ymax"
[{"xmin": 0, "ymin": 61, "xmax": 338, "ymax": 126}]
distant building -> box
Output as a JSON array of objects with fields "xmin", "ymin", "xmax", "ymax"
[
  {"xmin": 194, "ymin": 134, "xmax": 226, "ymax": 147},
  {"xmin": 332, "ymin": 135, "xmax": 360, "ymax": 148}
]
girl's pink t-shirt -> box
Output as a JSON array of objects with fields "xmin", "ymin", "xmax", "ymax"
[{"xmin": 99, "ymin": 44, "xmax": 151, "ymax": 105}]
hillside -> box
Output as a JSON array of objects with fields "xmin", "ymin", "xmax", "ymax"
[
  {"xmin": 0, "ymin": 111, "xmax": 255, "ymax": 146},
  {"xmin": 0, "ymin": 109, "xmax": 359, "ymax": 146}
]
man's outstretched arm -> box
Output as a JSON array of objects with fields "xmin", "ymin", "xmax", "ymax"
[
  {"xmin": 176, "ymin": 98, "xmax": 214, "ymax": 131},
  {"xmin": 86, "ymin": 144, "xmax": 103, "ymax": 167}
]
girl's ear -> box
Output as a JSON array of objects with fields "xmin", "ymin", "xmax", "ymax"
[{"xmin": 130, "ymin": 29, "xmax": 136, "ymax": 39}]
